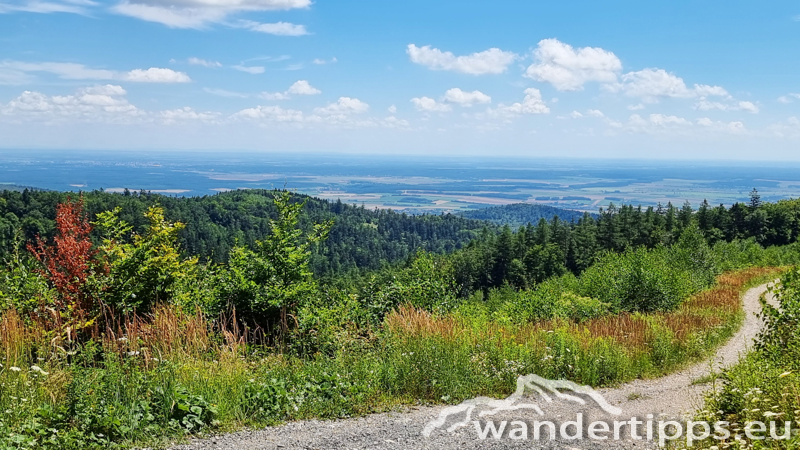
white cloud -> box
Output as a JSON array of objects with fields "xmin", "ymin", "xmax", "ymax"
[
  {"xmin": 112, "ymin": 0, "xmax": 311, "ymax": 29},
  {"xmin": 627, "ymin": 103, "xmax": 645, "ymax": 110},
  {"xmin": 0, "ymin": 0, "xmax": 95, "ymax": 15},
  {"xmin": 0, "ymin": 85, "xmax": 143, "ymax": 122},
  {"xmin": 488, "ymin": 88, "xmax": 550, "ymax": 117},
  {"xmin": 313, "ymin": 97, "xmax": 369, "ymax": 115},
  {"xmin": 623, "ymin": 113, "xmax": 693, "ymax": 134},
  {"xmin": 259, "ymin": 91, "xmax": 290, "ymax": 100},
  {"xmin": 387, "ymin": 104, "xmax": 397, "ymax": 114},
  {"xmin": 286, "ymin": 80, "xmax": 320, "ymax": 95},
  {"xmin": 0, "ymin": 61, "xmax": 115, "ymax": 80},
  {"xmin": 0, "ymin": 61, "xmax": 191, "ymax": 83},
  {"xmin": 123, "ymin": 67, "xmax": 191, "ymax": 82},
  {"xmin": 0, "ymin": 68, "xmax": 34, "ymax": 85},
  {"xmin": 188, "ymin": 57, "xmax": 222, "ymax": 68},
  {"xmin": 524, "ymin": 38, "xmax": 622, "ymax": 91},
  {"xmin": 312, "ymin": 57, "xmax": 337, "ymax": 65},
  {"xmin": 235, "ymin": 20, "xmax": 308, "ymax": 36},
  {"xmin": 649, "ymin": 113, "xmax": 692, "ymax": 126},
  {"xmin": 693, "ymin": 99, "xmax": 759, "ymax": 114},
  {"xmin": 259, "ymin": 80, "xmax": 319, "ymax": 100},
  {"xmin": 777, "ymin": 93, "xmax": 800, "ymax": 104},
  {"xmin": 380, "ymin": 116, "xmax": 409, "ymax": 129},
  {"xmin": 587, "ymin": 109, "xmax": 604, "ymax": 118},
  {"xmin": 411, "ymin": 97, "xmax": 451, "ymax": 112},
  {"xmin": 232, "ymin": 65, "xmax": 264, "ymax": 74},
  {"xmin": 406, "ymin": 44, "xmax": 516, "ymax": 75},
  {"xmin": 233, "ymin": 104, "xmax": 304, "ymax": 122},
  {"xmin": 696, "ymin": 117, "xmax": 746, "ymax": 134},
  {"xmin": 769, "ymin": 117, "xmax": 800, "ymax": 138},
  {"xmin": 568, "ymin": 111, "xmax": 583, "ymax": 119},
  {"xmin": 607, "ymin": 68, "xmax": 728, "ymax": 102},
  {"xmin": 443, "ymin": 88, "xmax": 491, "ymax": 107},
  {"xmin": 160, "ymin": 106, "xmax": 220, "ymax": 124}
]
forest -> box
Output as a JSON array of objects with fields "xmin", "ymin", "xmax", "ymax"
[{"xmin": 0, "ymin": 187, "xmax": 799, "ymax": 449}]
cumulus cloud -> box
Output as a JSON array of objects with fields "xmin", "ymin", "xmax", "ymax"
[
  {"xmin": 112, "ymin": 0, "xmax": 311, "ymax": 29},
  {"xmin": 443, "ymin": 88, "xmax": 491, "ymax": 107},
  {"xmin": 696, "ymin": 117, "xmax": 746, "ymax": 134},
  {"xmin": 693, "ymin": 99, "xmax": 759, "ymax": 114},
  {"xmin": 0, "ymin": 60, "xmax": 191, "ymax": 83},
  {"xmin": 406, "ymin": 44, "xmax": 516, "ymax": 75},
  {"xmin": 123, "ymin": 67, "xmax": 191, "ymax": 82},
  {"xmin": 777, "ymin": 93, "xmax": 800, "ymax": 104},
  {"xmin": 235, "ymin": 20, "xmax": 308, "ymax": 36},
  {"xmin": 313, "ymin": 97, "xmax": 369, "ymax": 115},
  {"xmin": 160, "ymin": 106, "xmax": 220, "ymax": 123},
  {"xmin": 487, "ymin": 88, "xmax": 549, "ymax": 118},
  {"xmin": 188, "ymin": 57, "xmax": 222, "ymax": 68},
  {"xmin": 259, "ymin": 80, "xmax": 319, "ymax": 100},
  {"xmin": 524, "ymin": 38, "xmax": 622, "ymax": 91},
  {"xmin": 627, "ymin": 103, "xmax": 645, "ymax": 110},
  {"xmin": 232, "ymin": 104, "xmax": 304, "ymax": 122},
  {"xmin": 286, "ymin": 80, "xmax": 320, "ymax": 95},
  {"xmin": 411, "ymin": 97, "xmax": 451, "ymax": 112},
  {"xmin": 607, "ymin": 68, "xmax": 728, "ymax": 102},
  {"xmin": 0, "ymin": 84, "xmax": 143, "ymax": 122},
  {"xmin": 259, "ymin": 91, "xmax": 290, "ymax": 100},
  {"xmin": 387, "ymin": 104, "xmax": 397, "ymax": 114},
  {"xmin": 587, "ymin": 109, "xmax": 604, "ymax": 118},
  {"xmin": 622, "ymin": 113, "xmax": 695, "ymax": 134}
]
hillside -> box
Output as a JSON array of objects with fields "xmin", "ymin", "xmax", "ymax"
[
  {"xmin": 460, "ymin": 202, "xmax": 591, "ymax": 226},
  {"xmin": 0, "ymin": 188, "xmax": 492, "ymax": 277}
]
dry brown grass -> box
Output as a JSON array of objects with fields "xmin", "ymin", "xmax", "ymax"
[
  {"xmin": 384, "ymin": 267, "xmax": 783, "ymax": 353},
  {"xmin": 0, "ymin": 309, "xmax": 35, "ymax": 365},
  {"xmin": 101, "ymin": 305, "xmax": 254, "ymax": 366}
]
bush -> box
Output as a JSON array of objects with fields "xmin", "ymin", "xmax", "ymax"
[{"xmin": 578, "ymin": 246, "xmax": 695, "ymax": 312}]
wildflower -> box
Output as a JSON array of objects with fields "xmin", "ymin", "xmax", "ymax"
[
  {"xmin": 30, "ymin": 366, "xmax": 49, "ymax": 376},
  {"xmin": 779, "ymin": 371, "xmax": 792, "ymax": 378},
  {"xmin": 9, "ymin": 367, "xmax": 21, "ymax": 372}
]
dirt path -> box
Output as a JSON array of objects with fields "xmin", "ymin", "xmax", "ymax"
[{"xmin": 171, "ymin": 282, "xmax": 776, "ymax": 450}]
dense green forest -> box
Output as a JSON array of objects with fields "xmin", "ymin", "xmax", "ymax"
[
  {"xmin": 1, "ymin": 187, "xmax": 799, "ymax": 449},
  {"xmin": 0, "ymin": 189, "xmax": 491, "ymax": 277},
  {"xmin": 3, "ymin": 188, "xmax": 796, "ymax": 287},
  {"xmin": 460, "ymin": 202, "xmax": 589, "ymax": 226}
]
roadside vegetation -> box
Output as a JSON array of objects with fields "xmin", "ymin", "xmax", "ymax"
[
  {"xmin": 691, "ymin": 266, "xmax": 800, "ymax": 449},
  {"xmin": 0, "ymin": 188, "xmax": 798, "ymax": 448}
]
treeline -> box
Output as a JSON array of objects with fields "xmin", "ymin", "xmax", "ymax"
[
  {"xmin": 0, "ymin": 188, "xmax": 490, "ymax": 277},
  {"xmin": 449, "ymin": 191, "xmax": 800, "ymax": 294},
  {"xmin": 460, "ymin": 202, "xmax": 589, "ymax": 227}
]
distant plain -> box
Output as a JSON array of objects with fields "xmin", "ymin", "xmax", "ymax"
[{"xmin": 2, "ymin": 150, "xmax": 800, "ymax": 213}]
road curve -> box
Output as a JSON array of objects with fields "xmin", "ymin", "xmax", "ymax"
[{"xmin": 170, "ymin": 282, "xmax": 777, "ymax": 450}]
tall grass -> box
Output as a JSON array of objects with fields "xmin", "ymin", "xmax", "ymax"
[{"xmin": 0, "ymin": 267, "xmax": 784, "ymax": 449}]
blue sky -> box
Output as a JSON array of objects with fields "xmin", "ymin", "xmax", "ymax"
[{"xmin": 1, "ymin": 0, "xmax": 800, "ymax": 159}]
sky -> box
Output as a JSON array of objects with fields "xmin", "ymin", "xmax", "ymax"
[{"xmin": 1, "ymin": 0, "xmax": 800, "ymax": 159}]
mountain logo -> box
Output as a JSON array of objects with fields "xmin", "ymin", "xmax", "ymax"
[{"xmin": 422, "ymin": 374, "xmax": 623, "ymax": 438}]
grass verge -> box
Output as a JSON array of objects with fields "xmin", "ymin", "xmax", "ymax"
[{"xmin": 0, "ymin": 267, "xmax": 782, "ymax": 449}]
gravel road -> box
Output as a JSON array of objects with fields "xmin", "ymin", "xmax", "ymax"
[{"xmin": 170, "ymin": 282, "xmax": 776, "ymax": 450}]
